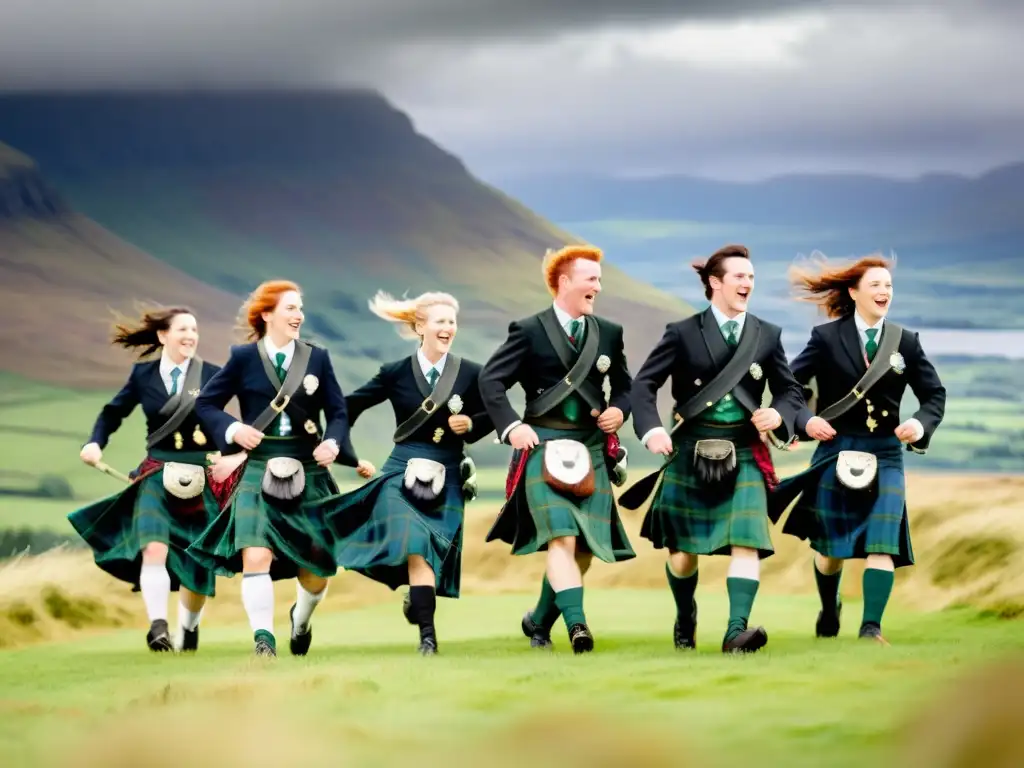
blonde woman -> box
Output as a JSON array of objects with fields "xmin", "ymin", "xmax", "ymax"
[{"xmin": 310, "ymin": 290, "xmax": 494, "ymax": 655}]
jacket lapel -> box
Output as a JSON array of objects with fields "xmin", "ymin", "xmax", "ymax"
[
  {"xmin": 699, "ymin": 306, "xmax": 731, "ymax": 371},
  {"xmin": 838, "ymin": 315, "xmax": 867, "ymax": 375}
]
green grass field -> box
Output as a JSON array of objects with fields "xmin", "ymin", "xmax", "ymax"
[{"xmin": 0, "ymin": 590, "xmax": 1022, "ymax": 767}]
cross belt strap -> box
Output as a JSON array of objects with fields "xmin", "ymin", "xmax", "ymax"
[
  {"xmin": 818, "ymin": 322, "xmax": 903, "ymax": 421},
  {"xmin": 526, "ymin": 311, "xmax": 603, "ymax": 418},
  {"xmin": 250, "ymin": 339, "xmax": 315, "ymax": 435},
  {"xmin": 146, "ymin": 356, "xmax": 206, "ymax": 449},
  {"xmin": 393, "ymin": 355, "xmax": 463, "ymax": 443}
]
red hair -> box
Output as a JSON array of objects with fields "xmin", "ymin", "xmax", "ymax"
[
  {"xmin": 789, "ymin": 254, "xmax": 893, "ymax": 319},
  {"xmin": 542, "ymin": 244, "xmax": 603, "ymax": 296},
  {"xmin": 238, "ymin": 280, "xmax": 301, "ymax": 340}
]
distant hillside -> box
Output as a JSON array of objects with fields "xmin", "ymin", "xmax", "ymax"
[
  {"xmin": 0, "ymin": 90, "xmax": 693, "ymax": 392},
  {"xmin": 0, "ymin": 142, "xmax": 241, "ymax": 387}
]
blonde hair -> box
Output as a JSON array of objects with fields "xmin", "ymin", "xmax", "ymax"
[
  {"xmin": 368, "ymin": 290, "xmax": 460, "ymax": 340},
  {"xmin": 542, "ymin": 244, "xmax": 603, "ymax": 296}
]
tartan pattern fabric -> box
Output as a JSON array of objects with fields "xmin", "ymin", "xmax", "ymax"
[
  {"xmin": 774, "ymin": 434, "xmax": 914, "ymax": 567},
  {"xmin": 313, "ymin": 442, "xmax": 467, "ymax": 598},
  {"xmin": 486, "ymin": 425, "xmax": 635, "ymax": 563},
  {"xmin": 67, "ymin": 449, "xmax": 220, "ymax": 596},
  {"xmin": 641, "ymin": 422, "xmax": 774, "ymax": 558},
  {"xmin": 185, "ymin": 436, "xmax": 340, "ymax": 581}
]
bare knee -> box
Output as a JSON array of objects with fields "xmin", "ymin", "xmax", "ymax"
[
  {"xmin": 668, "ymin": 551, "xmax": 698, "ymax": 577},
  {"xmin": 242, "ymin": 547, "xmax": 273, "ymax": 573},
  {"xmin": 815, "ymin": 554, "xmax": 845, "ymax": 575},
  {"xmin": 179, "ymin": 587, "xmax": 206, "ymax": 612},
  {"xmin": 548, "ymin": 536, "xmax": 576, "ymax": 556},
  {"xmin": 296, "ymin": 568, "xmax": 328, "ymax": 594},
  {"xmin": 730, "ymin": 546, "xmax": 758, "ymax": 561},
  {"xmin": 141, "ymin": 542, "xmax": 168, "ymax": 563},
  {"xmin": 865, "ymin": 554, "xmax": 894, "ymax": 572},
  {"xmin": 407, "ymin": 555, "xmax": 434, "ymax": 586}
]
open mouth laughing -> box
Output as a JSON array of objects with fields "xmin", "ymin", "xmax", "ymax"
[{"xmin": 437, "ymin": 331, "xmax": 453, "ymax": 345}]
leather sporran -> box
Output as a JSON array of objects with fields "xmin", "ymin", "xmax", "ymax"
[
  {"xmin": 402, "ymin": 458, "xmax": 446, "ymax": 505},
  {"xmin": 692, "ymin": 439, "xmax": 738, "ymax": 487},
  {"xmin": 261, "ymin": 457, "xmax": 306, "ymax": 501},
  {"xmin": 162, "ymin": 462, "xmax": 206, "ymax": 500},
  {"xmin": 542, "ymin": 439, "xmax": 595, "ymax": 497},
  {"xmin": 459, "ymin": 456, "xmax": 478, "ymax": 502},
  {"xmin": 835, "ymin": 450, "xmax": 877, "ymax": 491}
]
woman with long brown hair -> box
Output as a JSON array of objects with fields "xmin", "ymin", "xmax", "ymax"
[
  {"xmin": 307, "ymin": 290, "xmax": 493, "ymax": 655},
  {"xmin": 69, "ymin": 305, "xmax": 226, "ymax": 653},
  {"xmin": 185, "ymin": 280, "xmax": 359, "ymax": 657},
  {"xmin": 769, "ymin": 254, "xmax": 946, "ymax": 645}
]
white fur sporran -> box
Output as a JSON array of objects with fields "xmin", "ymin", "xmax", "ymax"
[
  {"xmin": 403, "ymin": 458, "xmax": 446, "ymax": 504},
  {"xmin": 542, "ymin": 439, "xmax": 595, "ymax": 497},
  {"xmin": 835, "ymin": 450, "xmax": 877, "ymax": 490},
  {"xmin": 692, "ymin": 439, "xmax": 738, "ymax": 486},
  {"xmin": 261, "ymin": 456, "xmax": 306, "ymax": 500},
  {"xmin": 162, "ymin": 462, "xmax": 205, "ymax": 499}
]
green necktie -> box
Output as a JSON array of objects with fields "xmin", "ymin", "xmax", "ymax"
[
  {"xmin": 723, "ymin": 320, "xmax": 739, "ymax": 348},
  {"xmin": 273, "ymin": 352, "xmax": 287, "ymax": 435},
  {"xmin": 427, "ymin": 367, "xmax": 439, "ymax": 390},
  {"xmin": 865, "ymin": 328, "xmax": 878, "ymax": 362},
  {"xmin": 569, "ymin": 318, "xmax": 582, "ymax": 349},
  {"xmin": 169, "ymin": 367, "xmax": 181, "ymax": 395}
]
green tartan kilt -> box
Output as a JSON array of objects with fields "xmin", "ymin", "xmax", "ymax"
[
  {"xmin": 486, "ymin": 425, "xmax": 635, "ymax": 564},
  {"xmin": 641, "ymin": 422, "xmax": 774, "ymax": 558},
  {"xmin": 312, "ymin": 442, "xmax": 466, "ymax": 598},
  {"xmin": 185, "ymin": 437, "xmax": 340, "ymax": 581},
  {"xmin": 67, "ymin": 449, "xmax": 219, "ymax": 596},
  {"xmin": 772, "ymin": 434, "xmax": 914, "ymax": 567}
]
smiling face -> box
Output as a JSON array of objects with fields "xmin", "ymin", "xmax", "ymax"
[
  {"xmin": 557, "ymin": 257, "xmax": 602, "ymax": 316},
  {"xmin": 262, "ymin": 289, "xmax": 304, "ymax": 344},
  {"xmin": 709, "ymin": 256, "xmax": 754, "ymax": 315},
  {"xmin": 849, "ymin": 266, "xmax": 893, "ymax": 323},
  {"xmin": 156, "ymin": 312, "xmax": 198, "ymax": 363},
  {"xmin": 417, "ymin": 302, "xmax": 458, "ymax": 357}
]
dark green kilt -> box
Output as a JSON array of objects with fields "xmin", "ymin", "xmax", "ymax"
[
  {"xmin": 185, "ymin": 437, "xmax": 340, "ymax": 580},
  {"xmin": 67, "ymin": 449, "xmax": 219, "ymax": 596},
  {"xmin": 641, "ymin": 422, "xmax": 774, "ymax": 558},
  {"xmin": 312, "ymin": 442, "xmax": 467, "ymax": 598},
  {"xmin": 770, "ymin": 434, "xmax": 913, "ymax": 567},
  {"xmin": 486, "ymin": 425, "xmax": 635, "ymax": 564}
]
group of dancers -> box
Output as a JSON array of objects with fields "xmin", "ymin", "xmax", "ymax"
[{"xmin": 68, "ymin": 243, "xmax": 946, "ymax": 656}]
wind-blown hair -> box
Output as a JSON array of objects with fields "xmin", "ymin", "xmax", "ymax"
[
  {"xmin": 238, "ymin": 279, "xmax": 301, "ymax": 340},
  {"xmin": 111, "ymin": 304, "xmax": 194, "ymax": 359},
  {"xmin": 542, "ymin": 244, "xmax": 603, "ymax": 296},
  {"xmin": 691, "ymin": 244, "xmax": 751, "ymax": 300},
  {"xmin": 789, "ymin": 252, "xmax": 894, "ymax": 319},
  {"xmin": 368, "ymin": 290, "xmax": 459, "ymax": 340}
]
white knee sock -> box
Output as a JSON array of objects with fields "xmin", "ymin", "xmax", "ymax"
[
  {"xmin": 178, "ymin": 601, "xmax": 203, "ymax": 632},
  {"xmin": 293, "ymin": 582, "xmax": 327, "ymax": 634},
  {"xmin": 139, "ymin": 563, "xmax": 170, "ymax": 622},
  {"xmin": 241, "ymin": 573, "xmax": 274, "ymax": 634}
]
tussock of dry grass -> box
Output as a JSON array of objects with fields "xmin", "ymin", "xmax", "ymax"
[{"xmin": 2, "ymin": 474, "xmax": 1022, "ymax": 649}]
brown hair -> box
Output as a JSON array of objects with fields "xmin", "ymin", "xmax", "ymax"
[
  {"xmin": 111, "ymin": 304, "xmax": 194, "ymax": 358},
  {"xmin": 542, "ymin": 244, "xmax": 603, "ymax": 296},
  {"xmin": 367, "ymin": 290, "xmax": 459, "ymax": 340},
  {"xmin": 789, "ymin": 253, "xmax": 893, "ymax": 319},
  {"xmin": 237, "ymin": 279, "xmax": 301, "ymax": 340},
  {"xmin": 691, "ymin": 244, "xmax": 751, "ymax": 300}
]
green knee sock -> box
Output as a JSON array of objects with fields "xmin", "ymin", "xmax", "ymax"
[
  {"xmin": 666, "ymin": 563, "xmax": 698, "ymax": 627},
  {"xmin": 814, "ymin": 562, "xmax": 842, "ymax": 614},
  {"xmin": 725, "ymin": 577, "xmax": 759, "ymax": 640},
  {"xmin": 532, "ymin": 575, "xmax": 561, "ymax": 630},
  {"xmin": 861, "ymin": 568, "xmax": 894, "ymax": 627},
  {"xmin": 554, "ymin": 586, "xmax": 586, "ymax": 628}
]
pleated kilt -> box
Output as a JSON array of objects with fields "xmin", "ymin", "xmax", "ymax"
[
  {"xmin": 486, "ymin": 425, "xmax": 635, "ymax": 564},
  {"xmin": 770, "ymin": 433, "xmax": 914, "ymax": 567},
  {"xmin": 185, "ymin": 436, "xmax": 340, "ymax": 580},
  {"xmin": 641, "ymin": 421, "xmax": 774, "ymax": 558},
  {"xmin": 67, "ymin": 449, "xmax": 222, "ymax": 596},
  {"xmin": 312, "ymin": 442, "xmax": 467, "ymax": 598}
]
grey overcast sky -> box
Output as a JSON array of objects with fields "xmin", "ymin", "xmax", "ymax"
[{"xmin": 2, "ymin": 1, "xmax": 1023, "ymax": 180}]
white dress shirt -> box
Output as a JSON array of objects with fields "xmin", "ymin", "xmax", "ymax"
[{"xmin": 159, "ymin": 351, "xmax": 190, "ymax": 396}]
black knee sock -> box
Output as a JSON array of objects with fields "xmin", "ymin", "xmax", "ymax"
[{"xmin": 409, "ymin": 585, "xmax": 436, "ymax": 640}]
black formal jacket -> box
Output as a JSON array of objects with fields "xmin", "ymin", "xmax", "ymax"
[
  {"xmin": 791, "ymin": 315, "xmax": 946, "ymax": 452},
  {"xmin": 478, "ymin": 307, "xmax": 632, "ymax": 441},
  {"xmin": 194, "ymin": 339, "xmax": 358, "ymax": 465},
  {"xmin": 87, "ymin": 358, "xmax": 221, "ymax": 454},
  {"xmin": 343, "ymin": 354, "xmax": 495, "ymax": 454},
  {"xmin": 630, "ymin": 307, "xmax": 804, "ymax": 443}
]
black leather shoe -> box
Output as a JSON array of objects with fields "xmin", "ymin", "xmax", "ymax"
[
  {"xmin": 146, "ymin": 619, "xmax": 173, "ymax": 652},
  {"xmin": 674, "ymin": 599, "xmax": 697, "ymax": 649},
  {"xmin": 418, "ymin": 635, "xmax": 438, "ymax": 655},
  {"xmin": 181, "ymin": 625, "xmax": 199, "ymax": 652},
  {"xmin": 858, "ymin": 623, "xmax": 890, "ymax": 646},
  {"xmin": 816, "ymin": 601, "xmax": 842, "ymax": 638},
  {"xmin": 567, "ymin": 623, "xmax": 594, "ymax": 654},
  {"xmin": 289, "ymin": 603, "xmax": 312, "ymax": 656},
  {"xmin": 522, "ymin": 611, "xmax": 554, "ymax": 649},
  {"xmin": 722, "ymin": 626, "xmax": 768, "ymax": 653}
]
